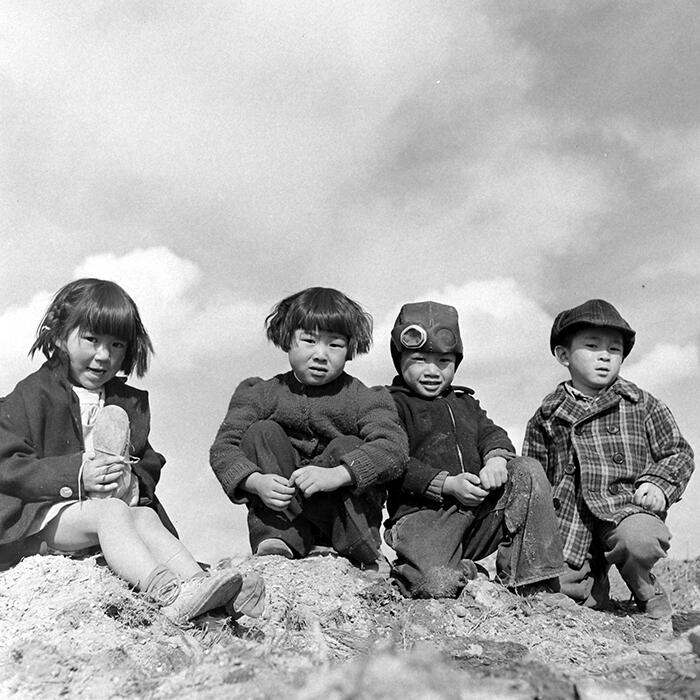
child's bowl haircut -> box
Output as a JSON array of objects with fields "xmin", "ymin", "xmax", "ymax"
[
  {"xmin": 29, "ymin": 278, "xmax": 153, "ymax": 377},
  {"xmin": 264, "ymin": 287, "xmax": 373, "ymax": 359}
]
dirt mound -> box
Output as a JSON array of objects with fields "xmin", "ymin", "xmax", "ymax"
[{"xmin": 1, "ymin": 553, "xmax": 699, "ymax": 699}]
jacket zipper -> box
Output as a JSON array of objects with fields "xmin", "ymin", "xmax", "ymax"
[{"xmin": 443, "ymin": 400, "xmax": 465, "ymax": 473}]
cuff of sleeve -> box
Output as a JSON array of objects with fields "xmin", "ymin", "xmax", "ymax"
[
  {"xmin": 341, "ymin": 448, "xmax": 378, "ymax": 493},
  {"xmin": 635, "ymin": 475, "xmax": 676, "ymax": 505},
  {"xmin": 218, "ymin": 461, "xmax": 261, "ymax": 504},
  {"xmin": 483, "ymin": 448, "xmax": 517, "ymax": 463},
  {"xmin": 425, "ymin": 471, "xmax": 448, "ymax": 503}
]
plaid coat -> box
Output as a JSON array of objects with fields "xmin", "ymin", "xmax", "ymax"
[{"xmin": 522, "ymin": 376, "xmax": 694, "ymax": 567}]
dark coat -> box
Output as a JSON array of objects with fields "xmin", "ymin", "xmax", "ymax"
[
  {"xmin": 385, "ymin": 376, "xmax": 515, "ymax": 525},
  {"xmin": 0, "ymin": 356, "xmax": 172, "ymax": 545}
]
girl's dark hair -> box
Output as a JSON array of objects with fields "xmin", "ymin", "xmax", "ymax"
[
  {"xmin": 30, "ymin": 278, "xmax": 154, "ymax": 377},
  {"xmin": 265, "ymin": 287, "xmax": 373, "ymax": 359}
]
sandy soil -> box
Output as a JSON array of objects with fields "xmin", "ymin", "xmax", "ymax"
[{"xmin": 1, "ymin": 552, "xmax": 699, "ymax": 699}]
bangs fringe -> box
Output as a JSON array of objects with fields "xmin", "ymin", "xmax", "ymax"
[
  {"xmin": 30, "ymin": 278, "xmax": 153, "ymax": 377},
  {"xmin": 266, "ymin": 287, "xmax": 373, "ymax": 358}
]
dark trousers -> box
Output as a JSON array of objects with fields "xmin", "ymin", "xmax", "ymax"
[
  {"xmin": 559, "ymin": 512, "xmax": 671, "ymax": 607},
  {"xmin": 240, "ymin": 420, "xmax": 383, "ymax": 565},
  {"xmin": 385, "ymin": 457, "xmax": 565, "ymax": 596}
]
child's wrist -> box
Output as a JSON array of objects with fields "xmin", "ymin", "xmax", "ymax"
[{"xmin": 241, "ymin": 472, "xmax": 262, "ymax": 494}]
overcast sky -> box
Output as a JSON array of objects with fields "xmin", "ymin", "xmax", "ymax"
[{"xmin": 1, "ymin": 1, "xmax": 699, "ymax": 562}]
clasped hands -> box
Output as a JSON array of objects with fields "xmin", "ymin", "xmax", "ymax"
[
  {"xmin": 244, "ymin": 465, "xmax": 353, "ymax": 512},
  {"xmin": 443, "ymin": 456, "xmax": 508, "ymax": 507}
]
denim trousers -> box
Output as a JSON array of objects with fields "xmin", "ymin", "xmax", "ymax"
[
  {"xmin": 385, "ymin": 457, "xmax": 565, "ymax": 596},
  {"xmin": 559, "ymin": 512, "xmax": 671, "ymax": 607},
  {"xmin": 240, "ymin": 420, "xmax": 383, "ymax": 564}
]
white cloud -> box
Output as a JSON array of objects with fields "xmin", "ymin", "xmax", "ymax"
[
  {"xmin": 0, "ymin": 247, "xmax": 272, "ymax": 392},
  {"xmin": 354, "ymin": 277, "xmax": 554, "ymax": 385},
  {"xmin": 624, "ymin": 343, "xmax": 699, "ymax": 395},
  {"xmin": 0, "ymin": 292, "xmax": 53, "ymax": 393}
]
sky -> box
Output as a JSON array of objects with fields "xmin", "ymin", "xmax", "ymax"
[{"xmin": 1, "ymin": 1, "xmax": 699, "ymax": 562}]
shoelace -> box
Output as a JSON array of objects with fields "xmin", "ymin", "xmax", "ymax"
[{"xmin": 142, "ymin": 565, "xmax": 182, "ymax": 606}]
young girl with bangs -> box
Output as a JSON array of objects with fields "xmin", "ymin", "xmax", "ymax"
[
  {"xmin": 210, "ymin": 287, "xmax": 408, "ymax": 568},
  {"xmin": 0, "ymin": 278, "xmax": 263, "ymax": 624}
]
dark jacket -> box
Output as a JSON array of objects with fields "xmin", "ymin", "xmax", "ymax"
[
  {"xmin": 0, "ymin": 356, "xmax": 170, "ymax": 545},
  {"xmin": 210, "ymin": 371, "xmax": 408, "ymax": 501},
  {"xmin": 385, "ymin": 376, "xmax": 515, "ymax": 525}
]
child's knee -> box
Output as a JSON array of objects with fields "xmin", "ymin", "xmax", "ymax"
[
  {"xmin": 508, "ymin": 456, "xmax": 547, "ymax": 482},
  {"xmin": 242, "ymin": 420, "xmax": 286, "ymax": 442},
  {"xmin": 320, "ymin": 435, "xmax": 363, "ymax": 465},
  {"xmin": 90, "ymin": 496, "xmax": 131, "ymax": 523},
  {"xmin": 607, "ymin": 515, "xmax": 670, "ymax": 564},
  {"xmin": 132, "ymin": 505, "xmax": 161, "ymax": 528}
]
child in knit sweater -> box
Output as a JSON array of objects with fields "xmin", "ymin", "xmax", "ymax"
[{"xmin": 210, "ymin": 287, "xmax": 408, "ymax": 567}]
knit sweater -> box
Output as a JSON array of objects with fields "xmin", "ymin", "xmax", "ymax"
[{"xmin": 210, "ymin": 371, "xmax": 408, "ymax": 501}]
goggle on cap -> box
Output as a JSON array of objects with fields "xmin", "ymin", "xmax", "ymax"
[
  {"xmin": 549, "ymin": 298, "xmax": 636, "ymax": 358},
  {"xmin": 390, "ymin": 301, "xmax": 463, "ymax": 372}
]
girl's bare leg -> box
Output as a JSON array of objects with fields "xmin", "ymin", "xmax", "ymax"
[
  {"xmin": 130, "ymin": 506, "xmax": 202, "ymax": 579},
  {"xmin": 38, "ymin": 499, "xmax": 160, "ymax": 587}
]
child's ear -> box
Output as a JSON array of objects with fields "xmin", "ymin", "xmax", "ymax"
[{"xmin": 554, "ymin": 345, "xmax": 569, "ymax": 367}]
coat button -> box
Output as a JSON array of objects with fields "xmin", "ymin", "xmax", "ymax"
[
  {"xmin": 59, "ymin": 486, "xmax": 73, "ymax": 499},
  {"xmin": 552, "ymin": 497, "xmax": 561, "ymax": 510},
  {"xmin": 609, "ymin": 483, "xmax": 620, "ymax": 495},
  {"xmin": 574, "ymin": 427, "xmax": 584, "ymax": 436},
  {"xmin": 613, "ymin": 453, "xmax": 624, "ymax": 464},
  {"xmin": 564, "ymin": 464, "xmax": 576, "ymax": 475},
  {"xmin": 607, "ymin": 425, "xmax": 619, "ymax": 434}
]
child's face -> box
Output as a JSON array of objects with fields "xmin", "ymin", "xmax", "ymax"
[
  {"xmin": 62, "ymin": 327, "xmax": 127, "ymax": 390},
  {"xmin": 288, "ymin": 328, "xmax": 348, "ymax": 386},
  {"xmin": 555, "ymin": 327, "xmax": 624, "ymax": 396},
  {"xmin": 400, "ymin": 351, "xmax": 456, "ymax": 398}
]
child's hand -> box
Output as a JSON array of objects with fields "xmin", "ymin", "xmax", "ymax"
[
  {"xmin": 633, "ymin": 482, "xmax": 667, "ymax": 513},
  {"xmin": 478, "ymin": 457, "xmax": 509, "ymax": 491},
  {"xmin": 290, "ymin": 465, "xmax": 352, "ymax": 497},
  {"xmin": 243, "ymin": 473, "xmax": 295, "ymax": 511},
  {"xmin": 81, "ymin": 453, "xmax": 128, "ymax": 495},
  {"xmin": 443, "ymin": 472, "xmax": 489, "ymax": 506}
]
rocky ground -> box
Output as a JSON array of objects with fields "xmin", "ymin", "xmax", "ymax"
[{"xmin": 1, "ymin": 552, "xmax": 699, "ymax": 699}]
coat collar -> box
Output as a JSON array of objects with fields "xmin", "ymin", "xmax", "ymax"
[
  {"xmin": 540, "ymin": 376, "xmax": 640, "ymax": 422},
  {"xmin": 387, "ymin": 375, "xmax": 474, "ymax": 398}
]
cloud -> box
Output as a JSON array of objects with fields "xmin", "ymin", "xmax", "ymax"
[
  {"xmin": 0, "ymin": 247, "xmax": 272, "ymax": 392},
  {"xmin": 624, "ymin": 343, "xmax": 699, "ymax": 395},
  {"xmin": 0, "ymin": 291, "xmax": 53, "ymax": 393},
  {"xmin": 354, "ymin": 277, "xmax": 555, "ymax": 384}
]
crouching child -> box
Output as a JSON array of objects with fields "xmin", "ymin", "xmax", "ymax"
[
  {"xmin": 384, "ymin": 301, "xmax": 565, "ymax": 598},
  {"xmin": 523, "ymin": 299, "xmax": 694, "ymax": 618}
]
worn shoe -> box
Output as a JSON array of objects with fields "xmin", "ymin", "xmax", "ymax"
[
  {"xmin": 224, "ymin": 572, "xmax": 266, "ymax": 620},
  {"xmin": 636, "ymin": 575, "xmax": 673, "ymax": 619},
  {"xmin": 91, "ymin": 405, "xmax": 133, "ymax": 501},
  {"xmin": 161, "ymin": 570, "xmax": 242, "ymax": 624},
  {"xmin": 256, "ymin": 538, "xmax": 294, "ymax": 558}
]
